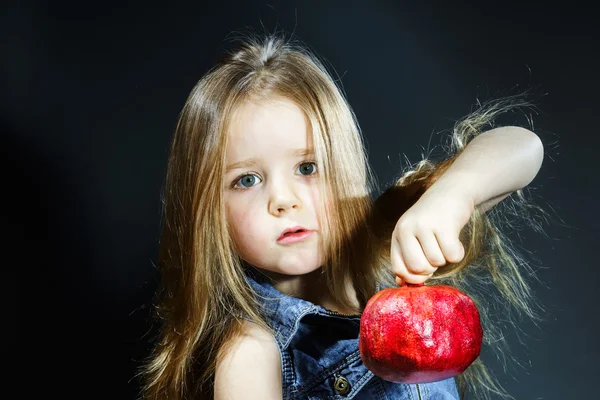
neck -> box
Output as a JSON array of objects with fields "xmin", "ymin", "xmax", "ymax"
[{"xmin": 260, "ymin": 267, "xmax": 361, "ymax": 314}]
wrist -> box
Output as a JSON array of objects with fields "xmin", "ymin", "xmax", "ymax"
[{"xmin": 426, "ymin": 172, "xmax": 476, "ymax": 211}]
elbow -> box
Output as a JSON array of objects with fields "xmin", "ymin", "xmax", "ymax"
[
  {"xmin": 527, "ymin": 129, "xmax": 544, "ymax": 181},
  {"xmin": 513, "ymin": 126, "xmax": 545, "ymax": 186}
]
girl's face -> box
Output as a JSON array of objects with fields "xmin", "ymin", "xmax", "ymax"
[{"xmin": 224, "ymin": 96, "xmax": 325, "ymax": 276}]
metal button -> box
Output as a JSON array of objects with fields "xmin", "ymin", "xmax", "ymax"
[{"xmin": 334, "ymin": 376, "xmax": 350, "ymax": 395}]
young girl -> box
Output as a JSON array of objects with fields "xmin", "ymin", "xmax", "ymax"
[{"xmin": 140, "ymin": 32, "xmax": 548, "ymax": 399}]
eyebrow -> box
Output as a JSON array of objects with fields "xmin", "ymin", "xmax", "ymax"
[{"xmin": 226, "ymin": 148, "xmax": 315, "ymax": 173}]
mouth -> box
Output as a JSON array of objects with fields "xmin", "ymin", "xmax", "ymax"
[{"xmin": 277, "ymin": 226, "xmax": 312, "ymax": 242}]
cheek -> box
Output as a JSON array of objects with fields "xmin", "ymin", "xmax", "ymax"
[
  {"xmin": 226, "ymin": 200, "xmax": 263, "ymax": 254},
  {"xmin": 227, "ymin": 206, "xmax": 246, "ymax": 240},
  {"xmin": 311, "ymin": 184, "xmax": 333, "ymax": 229},
  {"xmin": 310, "ymin": 186, "xmax": 324, "ymax": 224}
]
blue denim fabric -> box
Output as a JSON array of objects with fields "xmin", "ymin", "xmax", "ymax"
[{"xmin": 245, "ymin": 269, "xmax": 460, "ymax": 400}]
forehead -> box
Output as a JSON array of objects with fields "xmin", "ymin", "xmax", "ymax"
[{"xmin": 226, "ymin": 97, "xmax": 313, "ymax": 160}]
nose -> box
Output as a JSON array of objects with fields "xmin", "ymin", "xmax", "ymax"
[{"xmin": 268, "ymin": 179, "xmax": 302, "ymax": 216}]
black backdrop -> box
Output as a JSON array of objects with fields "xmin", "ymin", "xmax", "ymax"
[{"xmin": 5, "ymin": 1, "xmax": 598, "ymax": 399}]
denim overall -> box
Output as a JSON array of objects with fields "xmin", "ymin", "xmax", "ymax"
[{"xmin": 245, "ymin": 269, "xmax": 460, "ymax": 400}]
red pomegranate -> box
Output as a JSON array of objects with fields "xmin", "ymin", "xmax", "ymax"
[{"xmin": 359, "ymin": 283, "xmax": 483, "ymax": 383}]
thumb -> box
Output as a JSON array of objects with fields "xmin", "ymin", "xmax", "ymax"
[{"xmin": 395, "ymin": 276, "xmax": 404, "ymax": 287}]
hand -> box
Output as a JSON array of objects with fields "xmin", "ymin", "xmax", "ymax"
[{"xmin": 390, "ymin": 184, "xmax": 475, "ymax": 285}]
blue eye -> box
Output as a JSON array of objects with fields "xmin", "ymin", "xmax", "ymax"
[
  {"xmin": 231, "ymin": 162, "xmax": 317, "ymax": 191},
  {"xmin": 298, "ymin": 162, "xmax": 318, "ymax": 176},
  {"xmin": 233, "ymin": 174, "xmax": 261, "ymax": 189}
]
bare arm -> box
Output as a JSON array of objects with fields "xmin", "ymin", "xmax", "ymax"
[
  {"xmin": 214, "ymin": 322, "xmax": 282, "ymax": 399},
  {"xmin": 430, "ymin": 126, "xmax": 544, "ymax": 212},
  {"xmin": 386, "ymin": 126, "xmax": 544, "ymax": 285}
]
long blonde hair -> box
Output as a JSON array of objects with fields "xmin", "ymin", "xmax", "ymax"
[{"xmin": 140, "ymin": 32, "xmax": 551, "ymax": 400}]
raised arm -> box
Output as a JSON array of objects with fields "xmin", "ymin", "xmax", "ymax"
[{"xmin": 429, "ymin": 125, "xmax": 544, "ymax": 213}]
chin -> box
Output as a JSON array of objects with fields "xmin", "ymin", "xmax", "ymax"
[
  {"xmin": 241, "ymin": 246, "xmax": 325, "ymax": 276},
  {"xmin": 253, "ymin": 258, "xmax": 323, "ymax": 278},
  {"xmin": 279, "ymin": 263, "xmax": 323, "ymax": 276}
]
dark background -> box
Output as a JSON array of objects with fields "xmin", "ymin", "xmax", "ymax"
[{"xmin": 4, "ymin": 1, "xmax": 598, "ymax": 399}]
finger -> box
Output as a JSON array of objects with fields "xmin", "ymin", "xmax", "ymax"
[
  {"xmin": 405, "ymin": 273, "xmax": 433, "ymax": 285},
  {"xmin": 434, "ymin": 231, "xmax": 465, "ymax": 264},
  {"xmin": 390, "ymin": 235, "xmax": 409, "ymax": 283},
  {"xmin": 417, "ymin": 230, "xmax": 447, "ymax": 267},
  {"xmin": 395, "ymin": 275, "xmax": 433, "ymax": 286},
  {"xmin": 400, "ymin": 234, "xmax": 436, "ymax": 276}
]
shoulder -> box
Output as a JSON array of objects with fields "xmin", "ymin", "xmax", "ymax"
[{"xmin": 214, "ymin": 320, "xmax": 282, "ymax": 399}]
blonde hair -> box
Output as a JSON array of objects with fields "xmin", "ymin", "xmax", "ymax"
[{"xmin": 139, "ymin": 32, "xmax": 551, "ymax": 400}]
